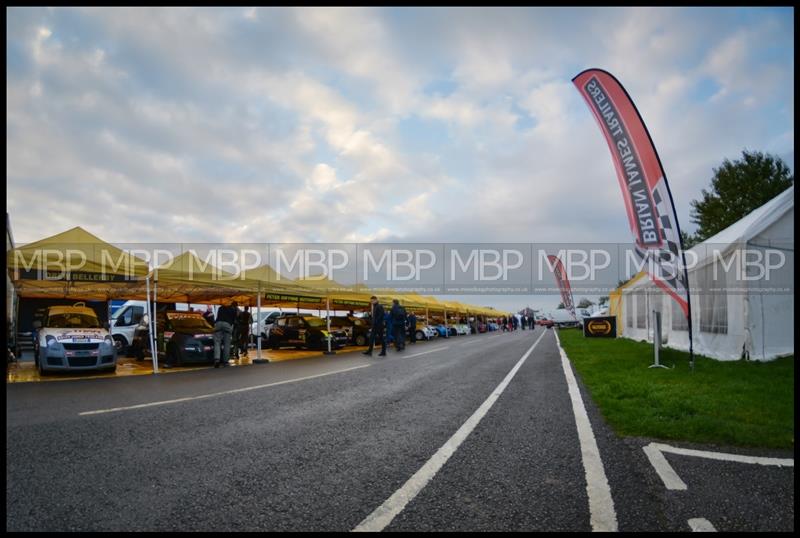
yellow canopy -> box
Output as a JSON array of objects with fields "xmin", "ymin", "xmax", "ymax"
[
  {"xmin": 147, "ymin": 251, "xmax": 255, "ymax": 305},
  {"xmin": 7, "ymin": 226, "xmax": 148, "ymax": 300},
  {"xmin": 608, "ymin": 271, "xmax": 648, "ymax": 336}
]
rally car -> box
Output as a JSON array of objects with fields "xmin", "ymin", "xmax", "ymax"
[
  {"xmin": 414, "ymin": 322, "xmax": 437, "ymax": 341},
  {"xmin": 328, "ymin": 316, "xmax": 370, "ymax": 346},
  {"xmin": 131, "ymin": 310, "xmax": 216, "ymax": 366},
  {"xmin": 267, "ymin": 315, "xmax": 348, "ymax": 351},
  {"xmin": 454, "ymin": 323, "xmax": 470, "ymax": 336},
  {"xmin": 33, "ymin": 302, "xmax": 117, "ymax": 375}
]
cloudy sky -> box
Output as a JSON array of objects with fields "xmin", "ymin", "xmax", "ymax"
[{"xmin": 6, "ymin": 7, "xmax": 794, "ymax": 311}]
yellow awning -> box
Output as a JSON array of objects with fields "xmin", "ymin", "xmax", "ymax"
[{"xmin": 7, "ymin": 226, "xmax": 148, "ymax": 300}]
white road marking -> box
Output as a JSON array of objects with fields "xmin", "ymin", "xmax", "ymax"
[
  {"xmin": 353, "ymin": 330, "xmax": 548, "ymax": 532},
  {"xmin": 652, "ymin": 442, "xmax": 794, "ymax": 467},
  {"xmin": 404, "ymin": 346, "xmax": 450, "ymax": 358},
  {"xmin": 688, "ymin": 518, "xmax": 717, "ymax": 532},
  {"xmin": 79, "ymin": 364, "xmax": 371, "ymax": 416},
  {"xmin": 643, "ymin": 442, "xmax": 793, "ymax": 490},
  {"xmin": 643, "ymin": 443, "xmax": 688, "ymax": 490},
  {"xmin": 554, "ymin": 330, "xmax": 618, "ymax": 532}
]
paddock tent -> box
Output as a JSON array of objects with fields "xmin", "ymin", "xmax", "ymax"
[
  {"xmin": 608, "ymin": 272, "xmax": 648, "ymax": 337},
  {"xmin": 6, "ymin": 226, "xmax": 148, "ymax": 300},
  {"xmin": 618, "ymin": 186, "xmax": 794, "ymax": 361}
]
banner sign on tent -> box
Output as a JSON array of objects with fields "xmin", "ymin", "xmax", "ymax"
[
  {"xmin": 547, "ymin": 255, "xmax": 576, "ymax": 319},
  {"xmin": 572, "ymin": 68, "xmax": 693, "ymax": 361},
  {"xmin": 583, "ymin": 316, "xmax": 617, "ymax": 338},
  {"xmin": 14, "ymin": 269, "xmax": 131, "ymax": 282},
  {"xmin": 263, "ymin": 293, "xmax": 325, "ymax": 304}
]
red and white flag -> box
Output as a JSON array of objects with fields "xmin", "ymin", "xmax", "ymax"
[
  {"xmin": 572, "ymin": 69, "xmax": 691, "ymax": 321},
  {"xmin": 547, "ymin": 255, "xmax": 576, "ymax": 320}
]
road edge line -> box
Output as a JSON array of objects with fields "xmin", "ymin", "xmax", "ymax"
[{"xmin": 554, "ymin": 329, "xmax": 619, "ymax": 532}]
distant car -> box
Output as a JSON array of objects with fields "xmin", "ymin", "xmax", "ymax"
[
  {"xmin": 414, "ymin": 323, "xmax": 437, "ymax": 341},
  {"xmin": 328, "ymin": 315, "xmax": 370, "ymax": 346},
  {"xmin": 268, "ymin": 315, "xmax": 348, "ymax": 351},
  {"xmin": 487, "ymin": 322, "xmax": 499, "ymax": 331},
  {"xmin": 34, "ymin": 302, "xmax": 117, "ymax": 375},
  {"xmin": 131, "ymin": 310, "xmax": 216, "ymax": 365},
  {"xmin": 477, "ymin": 322, "xmax": 488, "ymax": 333},
  {"xmin": 536, "ymin": 318, "xmax": 555, "ymax": 328},
  {"xmin": 432, "ymin": 324, "xmax": 450, "ymax": 338},
  {"xmin": 454, "ymin": 324, "xmax": 469, "ymax": 336}
]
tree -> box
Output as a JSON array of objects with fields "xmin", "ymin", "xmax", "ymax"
[
  {"xmin": 557, "ymin": 302, "xmax": 565, "ymax": 309},
  {"xmin": 577, "ymin": 298, "xmax": 594, "ymax": 309},
  {"xmin": 598, "ymin": 296, "xmax": 609, "ymax": 307},
  {"xmin": 680, "ymin": 230, "xmax": 700, "ymax": 250},
  {"xmin": 690, "ymin": 150, "xmax": 793, "ymax": 243}
]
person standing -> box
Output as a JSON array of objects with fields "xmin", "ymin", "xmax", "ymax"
[
  {"xmin": 238, "ymin": 305, "xmax": 252, "ymax": 358},
  {"xmin": 407, "ymin": 311, "xmax": 417, "ymax": 344},
  {"xmin": 363, "ymin": 296, "xmax": 386, "ymax": 356},
  {"xmin": 391, "ymin": 299, "xmax": 406, "ymax": 351},
  {"xmin": 213, "ymin": 300, "xmax": 237, "ymax": 368}
]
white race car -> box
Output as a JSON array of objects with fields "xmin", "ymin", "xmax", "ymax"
[
  {"xmin": 414, "ymin": 324, "xmax": 437, "ymax": 341},
  {"xmin": 34, "ymin": 302, "xmax": 117, "ymax": 375}
]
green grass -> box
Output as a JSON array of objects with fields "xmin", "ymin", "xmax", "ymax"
[{"xmin": 557, "ymin": 328, "xmax": 794, "ymax": 450}]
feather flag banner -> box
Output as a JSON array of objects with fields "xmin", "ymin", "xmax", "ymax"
[
  {"xmin": 572, "ymin": 68, "xmax": 693, "ymax": 361},
  {"xmin": 547, "ymin": 254, "xmax": 576, "ymax": 319}
]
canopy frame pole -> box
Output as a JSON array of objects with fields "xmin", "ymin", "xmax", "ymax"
[
  {"xmin": 153, "ymin": 277, "xmax": 158, "ymax": 361},
  {"xmin": 146, "ymin": 275, "xmax": 158, "ymax": 374},
  {"xmin": 256, "ymin": 281, "xmax": 262, "ymax": 361},
  {"xmin": 323, "ymin": 295, "xmax": 335, "ymax": 355},
  {"xmin": 253, "ymin": 281, "xmax": 268, "ymax": 364}
]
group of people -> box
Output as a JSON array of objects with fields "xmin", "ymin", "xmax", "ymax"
[
  {"xmin": 363, "ymin": 296, "xmax": 417, "ymax": 357},
  {"xmin": 499, "ymin": 315, "xmax": 536, "ymax": 332},
  {"xmin": 201, "ymin": 303, "xmax": 252, "ymax": 368},
  {"xmin": 202, "ymin": 298, "xmax": 535, "ymax": 366}
]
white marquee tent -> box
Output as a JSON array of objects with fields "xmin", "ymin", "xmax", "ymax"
[{"xmin": 619, "ymin": 186, "xmax": 794, "ymax": 361}]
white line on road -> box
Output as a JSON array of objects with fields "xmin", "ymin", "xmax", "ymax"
[
  {"xmin": 643, "ymin": 444, "xmax": 688, "ymax": 490},
  {"xmin": 353, "ymin": 330, "xmax": 548, "ymax": 533},
  {"xmin": 688, "ymin": 518, "xmax": 717, "ymax": 532},
  {"xmin": 554, "ymin": 330, "xmax": 618, "ymax": 532},
  {"xmin": 79, "ymin": 364, "xmax": 372, "ymax": 416},
  {"xmin": 643, "ymin": 441, "xmax": 793, "ymax": 491},
  {"xmin": 404, "ymin": 346, "xmax": 450, "ymax": 358},
  {"xmin": 652, "ymin": 442, "xmax": 794, "ymax": 467}
]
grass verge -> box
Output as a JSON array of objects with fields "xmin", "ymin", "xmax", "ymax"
[{"xmin": 557, "ymin": 328, "xmax": 794, "ymax": 450}]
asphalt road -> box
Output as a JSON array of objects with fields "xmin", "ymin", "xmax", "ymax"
[{"xmin": 5, "ymin": 328, "xmax": 794, "ymax": 531}]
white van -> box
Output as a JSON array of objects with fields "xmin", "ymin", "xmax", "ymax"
[
  {"xmin": 251, "ymin": 310, "xmax": 284, "ymax": 343},
  {"xmin": 110, "ymin": 301, "xmax": 147, "ymax": 354}
]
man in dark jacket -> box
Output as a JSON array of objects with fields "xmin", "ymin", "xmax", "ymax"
[
  {"xmin": 391, "ymin": 299, "xmax": 406, "ymax": 351},
  {"xmin": 407, "ymin": 312, "xmax": 417, "ymax": 344},
  {"xmin": 238, "ymin": 306, "xmax": 252, "ymax": 358},
  {"xmin": 363, "ymin": 296, "xmax": 386, "ymax": 356},
  {"xmin": 214, "ymin": 300, "xmax": 238, "ymax": 367}
]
